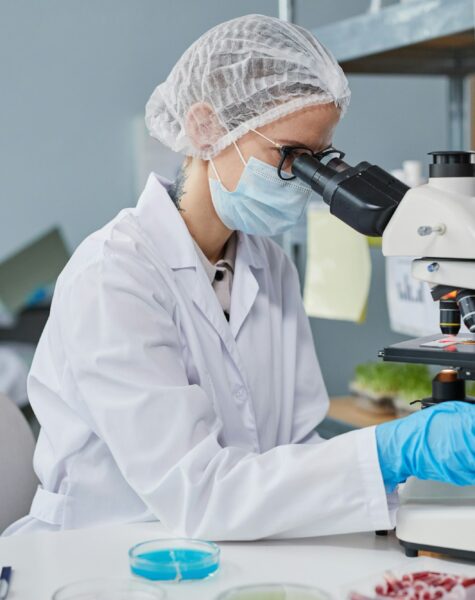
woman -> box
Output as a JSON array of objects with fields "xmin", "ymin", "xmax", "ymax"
[{"xmin": 5, "ymin": 14, "xmax": 474, "ymax": 539}]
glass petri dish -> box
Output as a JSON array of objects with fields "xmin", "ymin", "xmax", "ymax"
[
  {"xmin": 129, "ymin": 538, "xmax": 220, "ymax": 582},
  {"xmin": 215, "ymin": 583, "xmax": 333, "ymax": 600},
  {"xmin": 52, "ymin": 577, "xmax": 165, "ymax": 600}
]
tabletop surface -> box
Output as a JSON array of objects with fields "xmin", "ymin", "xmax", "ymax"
[
  {"xmin": 328, "ymin": 396, "xmax": 397, "ymax": 428},
  {"xmin": 1, "ymin": 522, "xmax": 474, "ymax": 600}
]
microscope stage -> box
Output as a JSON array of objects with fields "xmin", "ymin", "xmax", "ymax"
[{"xmin": 380, "ymin": 334, "xmax": 475, "ymax": 372}]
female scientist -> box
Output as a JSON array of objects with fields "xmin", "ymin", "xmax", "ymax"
[{"xmin": 5, "ymin": 14, "xmax": 474, "ymax": 538}]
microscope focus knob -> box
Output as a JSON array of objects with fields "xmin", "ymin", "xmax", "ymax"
[{"xmin": 417, "ymin": 225, "xmax": 446, "ymax": 237}]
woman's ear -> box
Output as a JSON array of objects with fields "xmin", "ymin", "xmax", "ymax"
[{"xmin": 185, "ymin": 103, "xmax": 226, "ymax": 151}]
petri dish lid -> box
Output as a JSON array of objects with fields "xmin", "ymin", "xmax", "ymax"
[
  {"xmin": 52, "ymin": 577, "xmax": 166, "ymax": 600},
  {"xmin": 129, "ymin": 538, "xmax": 220, "ymax": 582},
  {"xmin": 215, "ymin": 583, "xmax": 333, "ymax": 600}
]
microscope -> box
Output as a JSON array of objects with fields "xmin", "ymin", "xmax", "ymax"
[{"xmin": 292, "ymin": 149, "xmax": 475, "ymax": 560}]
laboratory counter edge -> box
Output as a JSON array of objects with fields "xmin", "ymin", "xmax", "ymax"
[{"xmin": 1, "ymin": 521, "xmax": 474, "ymax": 600}]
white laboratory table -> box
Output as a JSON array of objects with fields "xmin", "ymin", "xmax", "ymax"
[{"xmin": 0, "ymin": 523, "xmax": 474, "ymax": 600}]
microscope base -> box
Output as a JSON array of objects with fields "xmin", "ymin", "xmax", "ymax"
[
  {"xmin": 399, "ymin": 539, "xmax": 475, "ymax": 561},
  {"xmin": 396, "ymin": 478, "xmax": 475, "ymax": 561}
]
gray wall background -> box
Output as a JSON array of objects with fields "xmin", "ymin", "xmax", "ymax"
[{"xmin": 0, "ymin": 1, "xmax": 448, "ymax": 395}]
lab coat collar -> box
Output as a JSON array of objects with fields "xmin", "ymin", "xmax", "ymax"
[
  {"xmin": 135, "ymin": 172, "xmax": 264, "ymax": 272},
  {"xmin": 229, "ymin": 238, "xmax": 260, "ymax": 339},
  {"xmin": 135, "ymin": 172, "xmax": 264, "ymax": 382},
  {"xmin": 135, "ymin": 173, "xmax": 198, "ymax": 270}
]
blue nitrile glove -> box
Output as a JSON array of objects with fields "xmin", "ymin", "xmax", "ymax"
[{"xmin": 376, "ymin": 401, "xmax": 475, "ymax": 491}]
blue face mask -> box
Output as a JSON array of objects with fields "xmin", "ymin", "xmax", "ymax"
[{"xmin": 209, "ymin": 144, "xmax": 313, "ymax": 237}]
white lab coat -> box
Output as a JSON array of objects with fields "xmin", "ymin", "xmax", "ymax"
[{"xmin": 4, "ymin": 174, "xmax": 396, "ymax": 539}]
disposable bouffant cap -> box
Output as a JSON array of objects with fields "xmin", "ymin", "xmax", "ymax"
[{"xmin": 145, "ymin": 14, "xmax": 350, "ymax": 159}]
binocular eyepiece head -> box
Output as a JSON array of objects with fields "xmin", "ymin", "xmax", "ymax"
[{"xmin": 291, "ymin": 152, "xmax": 409, "ymax": 237}]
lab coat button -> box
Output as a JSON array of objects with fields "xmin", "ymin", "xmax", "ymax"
[{"xmin": 234, "ymin": 388, "xmax": 246, "ymax": 400}]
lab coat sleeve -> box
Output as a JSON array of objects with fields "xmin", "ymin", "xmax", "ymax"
[
  {"xmin": 280, "ymin": 253, "xmax": 398, "ymax": 528},
  {"xmin": 60, "ymin": 249, "xmax": 395, "ymax": 541}
]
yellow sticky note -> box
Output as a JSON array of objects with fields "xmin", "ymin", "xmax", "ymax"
[
  {"xmin": 304, "ymin": 205, "xmax": 371, "ymax": 323},
  {"xmin": 367, "ymin": 236, "xmax": 382, "ymax": 248}
]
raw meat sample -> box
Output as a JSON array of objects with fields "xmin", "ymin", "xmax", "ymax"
[{"xmin": 349, "ymin": 571, "xmax": 475, "ymax": 600}]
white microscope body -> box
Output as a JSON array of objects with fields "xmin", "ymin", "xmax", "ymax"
[
  {"xmin": 381, "ymin": 154, "xmax": 475, "ymax": 560},
  {"xmin": 292, "ymin": 148, "xmax": 475, "ymax": 559},
  {"xmin": 383, "ymin": 174, "xmax": 475, "ymax": 290}
]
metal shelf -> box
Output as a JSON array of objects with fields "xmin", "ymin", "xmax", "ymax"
[
  {"xmin": 314, "ymin": 0, "xmax": 474, "ymax": 76},
  {"xmin": 312, "ymin": 0, "xmax": 475, "ymax": 149}
]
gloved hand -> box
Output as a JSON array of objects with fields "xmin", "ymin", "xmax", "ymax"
[{"xmin": 376, "ymin": 401, "xmax": 475, "ymax": 491}]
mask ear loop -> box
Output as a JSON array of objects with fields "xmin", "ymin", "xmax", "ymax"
[
  {"xmin": 232, "ymin": 141, "xmax": 247, "ymax": 166},
  {"xmin": 210, "ymin": 130, "xmax": 280, "ymax": 187},
  {"xmin": 209, "ymin": 140, "xmax": 247, "ymax": 188},
  {"xmin": 209, "ymin": 158, "xmax": 223, "ymax": 185}
]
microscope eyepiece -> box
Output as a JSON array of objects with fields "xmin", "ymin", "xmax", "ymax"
[{"xmin": 289, "ymin": 154, "xmax": 335, "ymax": 196}]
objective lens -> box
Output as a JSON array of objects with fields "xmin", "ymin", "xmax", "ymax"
[
  {"xmin": 456, "ymin": 289, "xmax": 475, "ymax": 332},
  {"xmin": 439, "ymin": 298, "xmax": 461, "ymax": 335}
]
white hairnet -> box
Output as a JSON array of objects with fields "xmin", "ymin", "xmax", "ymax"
[{"xmin": 145, "ymin": 14, "xmax": 350, "ymax": 159}]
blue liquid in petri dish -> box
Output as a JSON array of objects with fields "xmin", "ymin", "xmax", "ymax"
[{"xmin": 131, "ymin": 548, "xmax": 219, "ymax": 581}]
